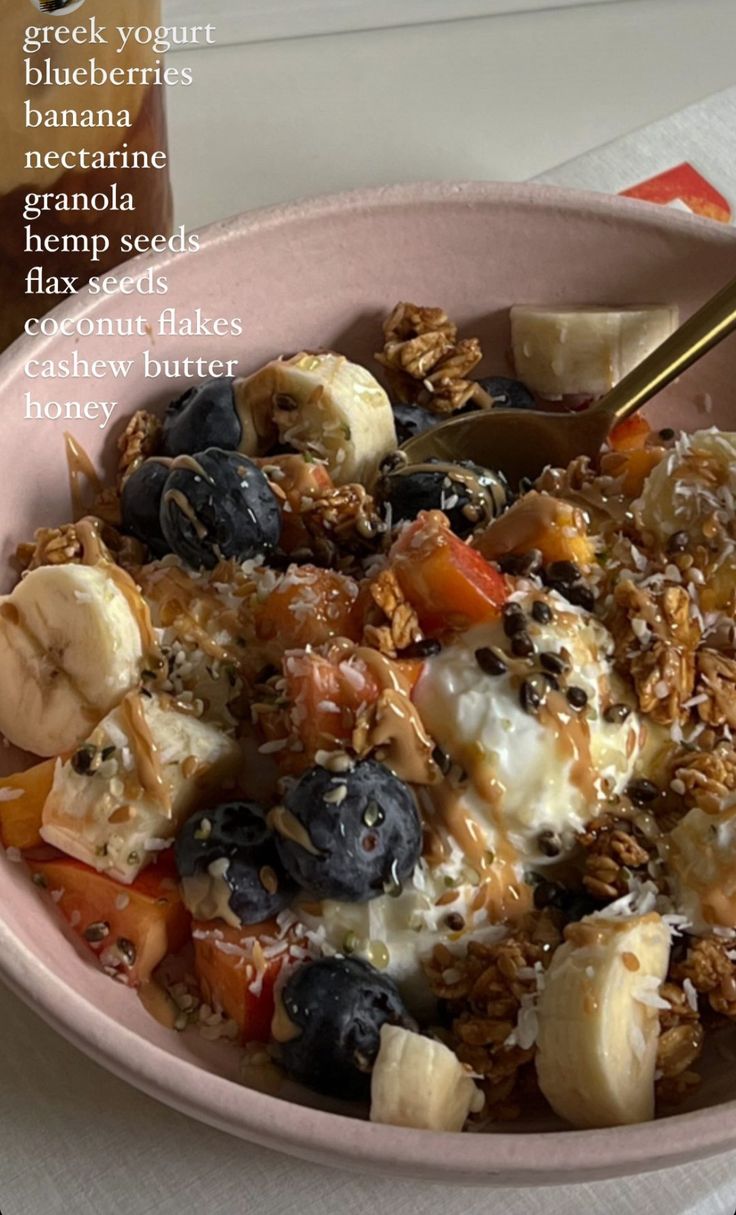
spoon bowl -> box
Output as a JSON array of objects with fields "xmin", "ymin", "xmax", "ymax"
[{"xmin": 401, "ymin": 404, "xmax": 610, "ymax": 486}]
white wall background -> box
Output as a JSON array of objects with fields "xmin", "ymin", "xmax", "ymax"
[
  {"xmin": 166, "ymin": 0, "xmax": 736, "ymax": 229},
  {"xmin": 167, "ymin": 0, "xmax": 627, "ymax": 47}
]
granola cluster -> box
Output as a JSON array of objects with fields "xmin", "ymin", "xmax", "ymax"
[
  {"xmin": 375, "ymin": 302, "xmax": 485, "ymax": 415},
  {"xmin": 608, "ymin": 580, "xmax": 700, "ymax": 726},
  {"xmin": 675, "ymin": 937, "xmax": 736, "ymax": 1019},
  {"xmin": 655, "ymin": 979, "xmax": 704, "ymax": 1105},
  {"xmin": 301, "ymin": 483, "xmax": 383, "ymax": 566},
  {"xmin": 362, "ymin": 567, "xmax": 423, "ymax": 656},
  {"xmin": 696, "ymin": 650, "xmax": 736, "ymax": 730},
  {"xmin": 671, "ymin": 744, "xmax": 736, "ymax": 815},
  {"xmin": 556, "ymin": 432, "xmax": 736, "ymax": 749},
  {"xmin": 578, "ymin": 813, "xmax": 652, "ymax": 901},
  {"xmin": 16, "ymin": 517, "xmax": 145, "ymax": 573},
  {"xmin": 117, "ymin": 409, "xmax": 163, "ymax": 487},
  {"xmin": 425, "ymin": 927, "xmax": 556, "ymax": 1119},
  {"xmin": 16, "ymin": 522, "xmax": 83, "ymax": 571}
]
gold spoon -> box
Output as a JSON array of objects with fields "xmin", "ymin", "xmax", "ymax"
[{"xmin": 400, "ymin": 274, "xmax": 736, "ymax": 485}]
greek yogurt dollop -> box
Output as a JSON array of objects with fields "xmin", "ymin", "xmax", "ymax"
[{"xmin": 413, "ymin": 591, "xmax": 642, "ymax": 861}]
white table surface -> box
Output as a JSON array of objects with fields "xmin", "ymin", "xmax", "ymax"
[{"xmin": 6, "ymin": 1, "xmax": 736, "ymax": 1212}]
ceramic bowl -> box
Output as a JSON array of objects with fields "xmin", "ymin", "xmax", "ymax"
[{"xmin": 1, "ymin": 182, "xmax": 736, "ymax": 1185}]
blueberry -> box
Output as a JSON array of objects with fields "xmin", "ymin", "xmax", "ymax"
[
  {"xmin": 562, "ymin": 891, "xmax": 600, "ymax": 922},
  {"xmin": 273, "ymin": 760, "xmax": 422, "ymax": 902},
  {"xmin": 531, "ymin": 878, "xmax": 597, "ymax": 923},
  {"xmin": 161, "ymin": 378, "xmax": 242, "ymax": 457},
  {"xmin": 159, "ymin": 447, "xmax": 281, "ymax": 569},
  {"xmin": 392, "ymin": 400, "xmax": 481, "ymax": 445},
  {"xmin": 391, "ymin": 403, "xmax": 438, "ymax": 445},
  {"xmin": 120, "ymin": 459, "xmax": 171, "ymax": 557},
  {"xmin": 175, "ymin": 802, "xmax": 293, "ymax": 925},
  {"xmin": 380, "ymin": 459, "xmax": 507, "ymax": 537},
  {"xmin": 277, "ymin": 956, "xmax": 415, "ymax": 1099},
  {"xmin": 475, "ymin": 376, "xmax": 536, "ymax": 410}
]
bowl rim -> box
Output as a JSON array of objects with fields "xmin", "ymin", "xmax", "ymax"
[
  {"xmin": 3, "ymin": 177, "xmax": 736, "ymax": 379},
  {"xmin": 2, "ymin": 179, "xmax": 736, "ymax": 1181}
]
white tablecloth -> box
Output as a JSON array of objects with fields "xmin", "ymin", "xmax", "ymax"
[
  {"xmin": 5, "ymin": 1, "xmax": 736, "ymax": 1210},
  {"xmin": 2, "ymin": 981, "xmax": 736, "ymax": 1214}
]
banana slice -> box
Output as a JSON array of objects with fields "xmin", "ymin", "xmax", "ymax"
[
  {"xmin": 41, "ymin": 691, "xmax": 241, "ymax": 883},
  {"xmin": 0, "ymin": 564, "xmax": 145, "ymax": 757},
  {"xmin": 234, "ymin": 352, "xmax": 397, "ymax": 486},
  {"xmin": 511, "ymin": 305, "xmax": 678, "ymax": 399},
  {"xmin": 370, "ymin": 1024, "xmax": 484, "ymax": 1132},
  {"xmin": 666, "ymin": 804, "xmax": 736, "ymax": 933},
  {"xmin": 535, "ymin": 912, "xmax": 671, "ymax": 1128}
]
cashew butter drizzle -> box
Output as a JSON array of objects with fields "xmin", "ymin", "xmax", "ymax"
[
  {"xmin": 330, "ymin": 641, "xmax": 439, "ymax": 785},
  {"xmin": 120, "ymin": 691, "xmax": 172, "ymax": 815},
  {"xmin": 75, "ymin": 516, "xmax": 162, "ymax": 667},
  {"xmin": 163, "ymin": 489, "xmax": 209, "ymax": 540},
  {"xmin": 356, "ymin": 688, "xmax": 439, "ymax": 784},
  {"xmin": 424, "ymin": 749, "xmax": 532, "ymax": 922},
  {"xmin": 137, "ymin": 563, "xmax": 245, "ymax": 668},
  {"xmin": 161, "ymin": 455, "xmax": 219, "ymax": 542},
  {"xmin": 267, "ymin": 804, "xmax": 321, "ymax": 856},
  {"xmin": 169, "ymin": 454, "xmax": 214, "ymax": 481},
  {"xmin": 539, "ymin": 689, "xmax": 597, "ymax": 804}
]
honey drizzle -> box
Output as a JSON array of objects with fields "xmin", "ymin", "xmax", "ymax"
[
  {"xmin": 64, "ymin": 433, "xmax": 103, "ymax": 521},
  {"xmin": 422, "ymin": 743, "xmax": 531, "ymax": 921},
  {"xmin": 270, "ymin": 992, "xmax": 301, "ymax": 1044},
  {"xmin": 138, "ymin": 981, "xmax": 178, "ymax": 1030}
]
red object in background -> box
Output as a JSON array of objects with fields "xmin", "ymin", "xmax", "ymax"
[{"xmin": 622, "ymin": 163, "xmax": 732, "ymax": 224}]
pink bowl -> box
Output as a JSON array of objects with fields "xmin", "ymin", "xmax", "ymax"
[{"xmin": 2, "ymin": 182, "xmax": 736, "ymax": 1184}]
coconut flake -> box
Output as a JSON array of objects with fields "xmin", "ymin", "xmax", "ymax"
[{"xmin": 683, "ymin": 977, "xmax": 698, "ymax": 1012}]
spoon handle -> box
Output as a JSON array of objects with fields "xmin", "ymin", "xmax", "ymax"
[{"xmin": 591, "ymin": 272, "xmax": 736, "ymax": 426}]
